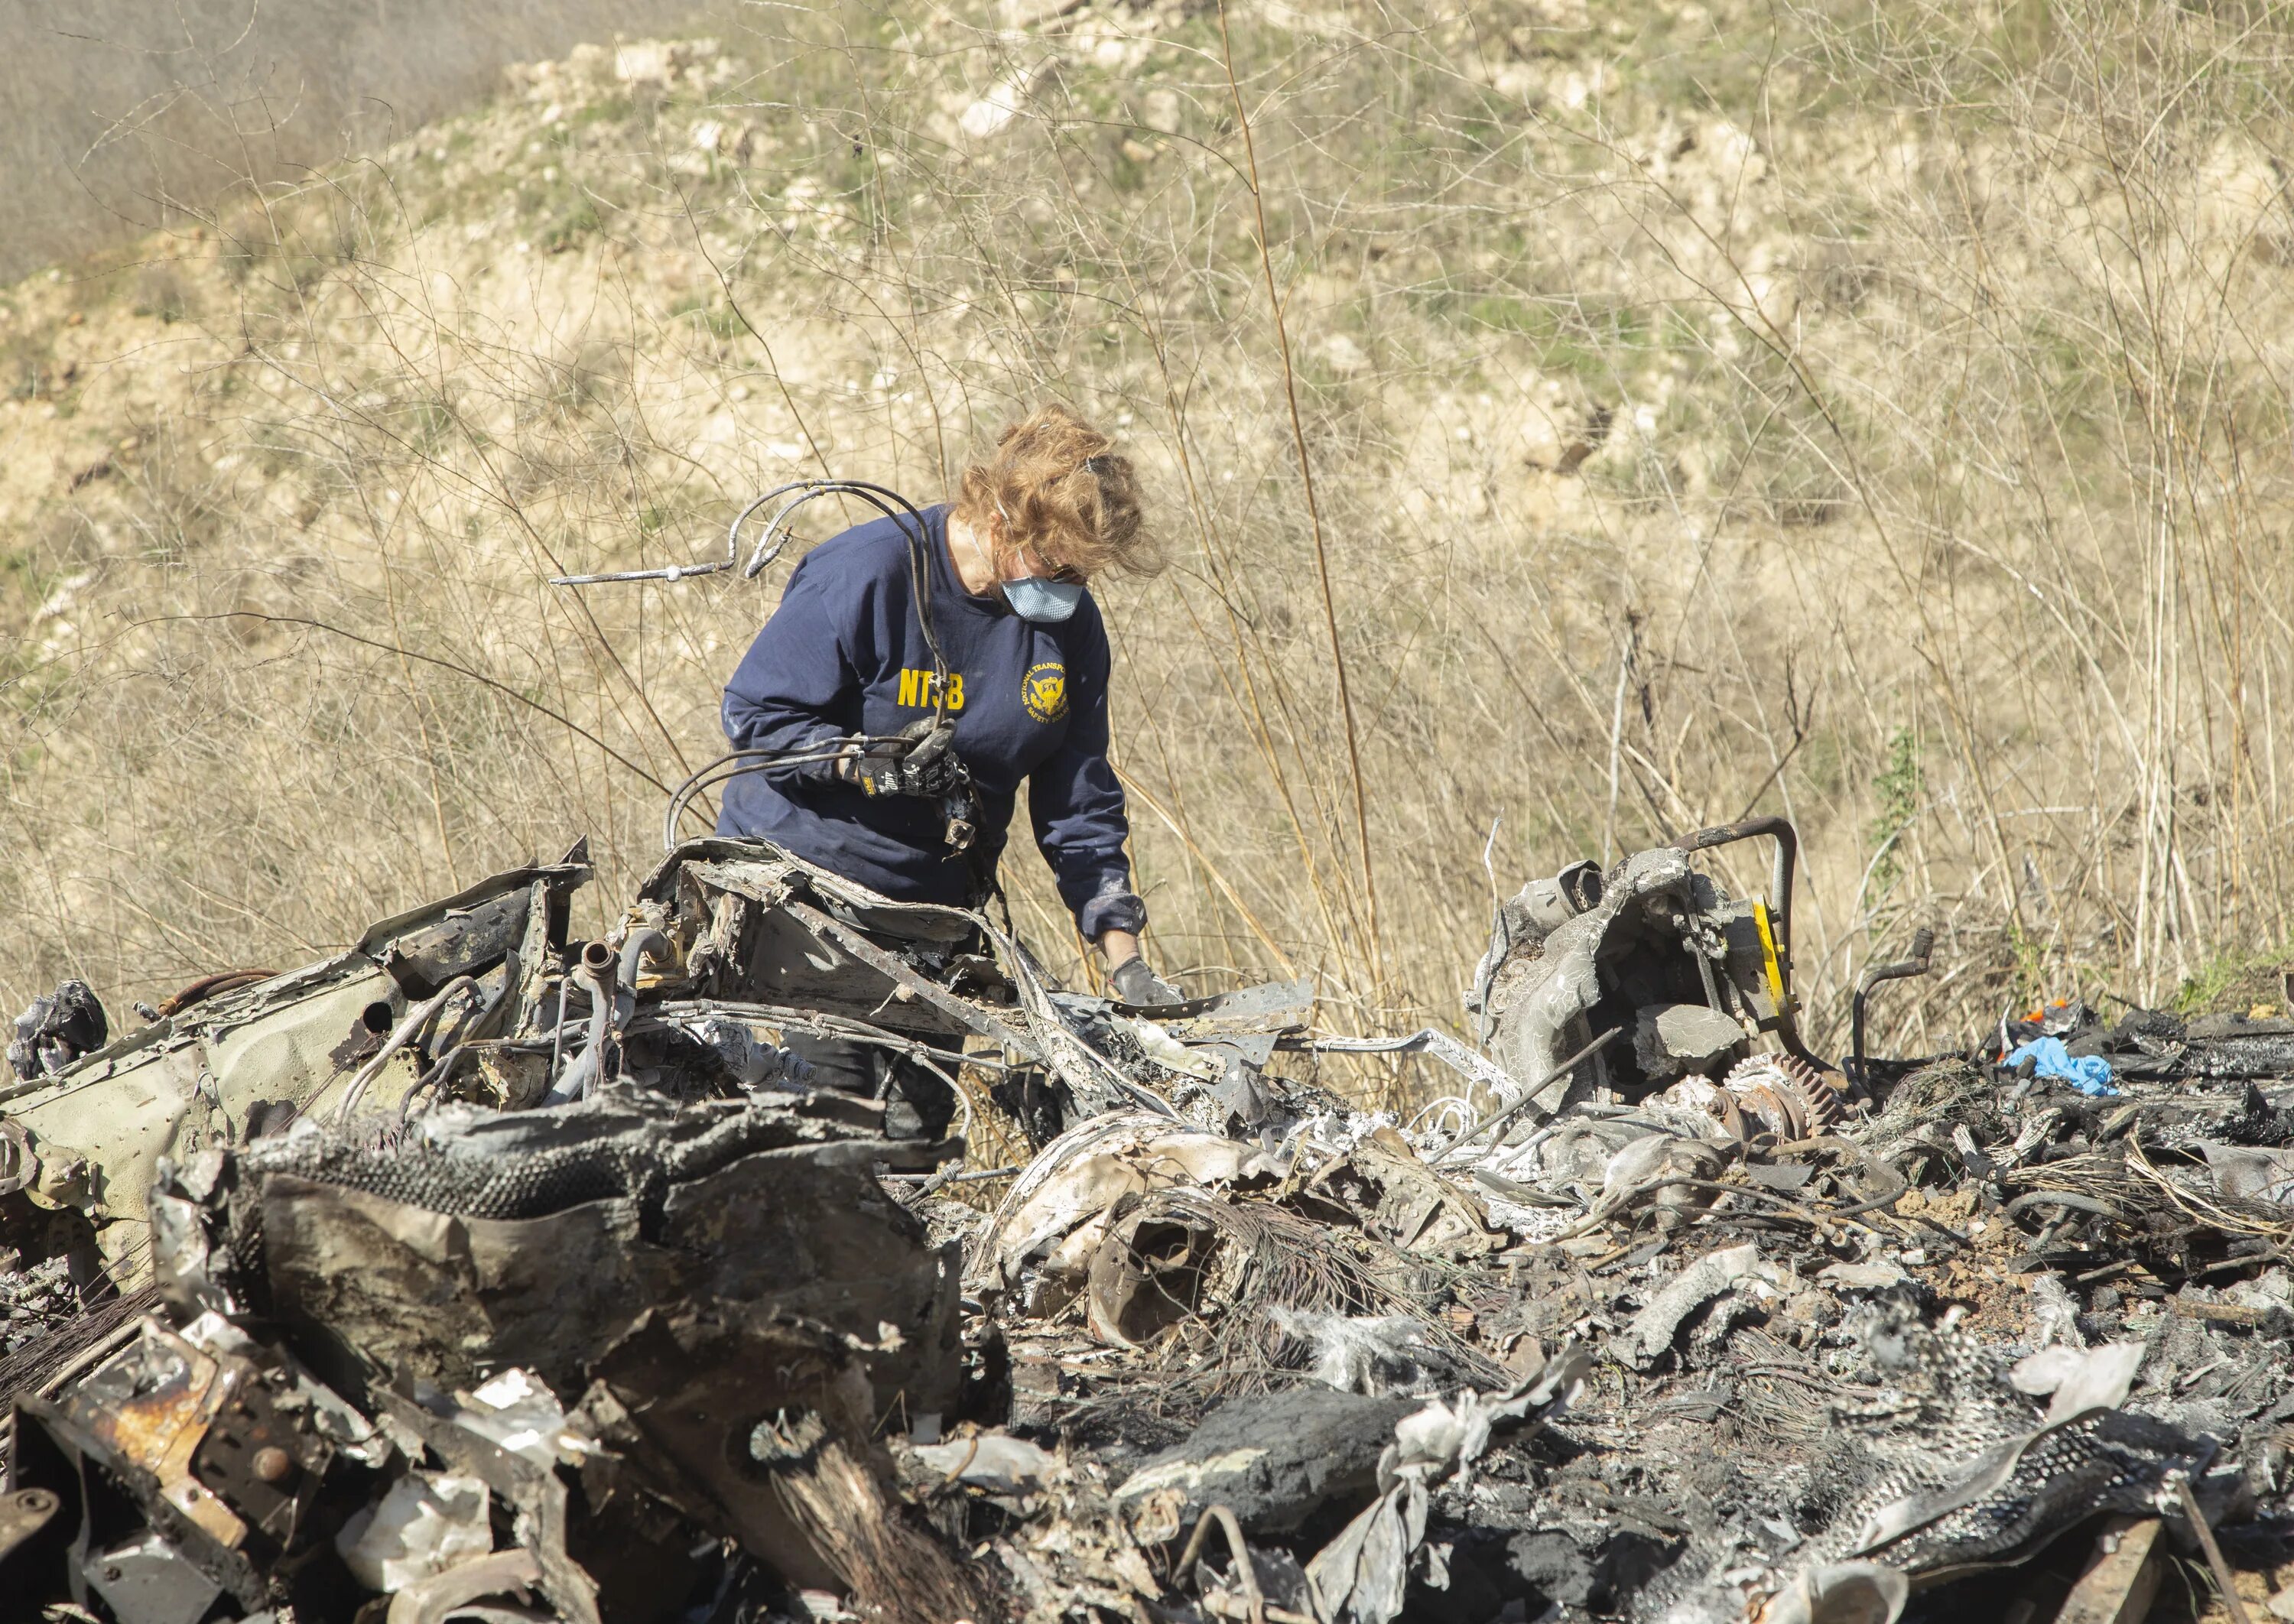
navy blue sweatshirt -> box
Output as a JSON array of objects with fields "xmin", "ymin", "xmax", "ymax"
[{"xmin": 715, "ymin": 504, "xmax": 1146, "ymax": 937}]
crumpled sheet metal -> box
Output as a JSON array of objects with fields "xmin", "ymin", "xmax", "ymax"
[
  {"xmin": 2197, "ymin": 1138, "xmax": 2294, "ymax": 1204},
  {"xmin": 1300, "ymin": 1125, "xmax": 1504, "ymax": 1257},
  {"xmin": 642, "ymin": 838, "xmax": 1189, "ymax": 1123},
  {"xmin": 336, "ymin": 1470, "xmax": 491, "ymax": 1593},
  {"xmin": 225, "ymin": 1096, "xmax": 963, "ymax": 1417},
  {"xmin": 8, "ymin": 979, "xmax": 107, "ymax": 1082},
  {"xmin": 2009, "ymin": 1340, "xmax": 2145, "ymax": 1425},
  {"xmin": 1, "ymin": 855, "xmax": 588, "ymax": 1265},
  {"xmin": 1486, "ymin": 846, "xmax": 1693, "ymax": 1113},
  {"xmin": 970, "ymin": 1111, "xmax": 1279, "ymax": 1299},
  {"xmin": 1084, "ymin": 1192, "xmax": 1232, "ymax": 1349},
  {"xmin": 369, "ymin": 1379, "xmax": 604, "ymax": 1624}
]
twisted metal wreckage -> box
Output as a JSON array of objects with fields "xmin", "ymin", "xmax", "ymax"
[
  {"xmin": 6, "ymin": 494, "xmax": 2294, "ymax": 1624},
  {"xmin": 10, "ymin": 817, "xmax": 2294, "ymax": 1624}
]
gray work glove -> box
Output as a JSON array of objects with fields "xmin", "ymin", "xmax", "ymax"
[
  {"xmin": 1110, "ymin": 956, "xmax": 1182, "ymax": 1009},
  {"xmin": 843, "ymin": 716, "xmax": 964, "ymax": 798}
]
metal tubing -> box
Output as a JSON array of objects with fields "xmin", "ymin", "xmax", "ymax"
[
  {"xmin": 333, "ymin": 976, "xmax": 479, "ymax": 1123},
  {"xmin": 612, "ymin": 929, "xmax": 672, "ymax": 1033},
  {"xmin": 544, "ymin": 941, "xmax": 619, "ymax": 1105},
  {"xmin": 548, "ymin": 483, "xmax": 790, "ymax": 586},
  {"xmin": 1850, "ymin": 927, "xmax": 1935, "ymax": 1087},
  {"xmin": 1670, "ymin": 815, "xmax": 1800, "ymax": 965},
  {"xmin": 1433, "ymin": 1025, "xmax": 1626, "ymax": 1163},
  {"xmin": 1669, "ymin": 816, "xmax": 1829, "ymax": 1072},
  {"xmin": 398, "ymin": 949, "xmax": 522, "ymax": 1122}
]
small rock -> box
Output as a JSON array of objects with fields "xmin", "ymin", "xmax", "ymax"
[{"xmin": 1142, "ymin": 88, "xmax": 1183, "ymax": 134}]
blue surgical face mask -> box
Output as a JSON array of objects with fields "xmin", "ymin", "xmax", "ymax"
[{"xmin": 1002, "ymin": 576, "xmax": 1085, "ymax": 623}]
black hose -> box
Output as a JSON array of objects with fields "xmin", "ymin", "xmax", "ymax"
[
  {"xmin": 660, "ymin": 740, "xmax": 899, "ymax": 849},
  {"xmin": 1850, "ymin": 927, "xmax": 1936, "ymax": 1089},
  {"xmin": 736, "ymin": 479, "xmax": 950, "ymax": 719},
  {"xmin": 671, "ymin": 481, "xmax": 967, "ymax": 852}
]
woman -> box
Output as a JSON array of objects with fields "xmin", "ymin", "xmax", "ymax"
[{"xmin": 715, "ymin": 406, "xmax": 1179, "ymax": 1121}]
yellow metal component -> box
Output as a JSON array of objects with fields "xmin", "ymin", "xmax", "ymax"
[{"xmin": 1752, "ymin": 901, "xmax": 1792, "ymax": 1015}]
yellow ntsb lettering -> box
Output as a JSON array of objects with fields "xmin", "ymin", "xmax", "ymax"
[{"xmin": 895, "ymin": 667, "xmax": 964, "ymax": 711}]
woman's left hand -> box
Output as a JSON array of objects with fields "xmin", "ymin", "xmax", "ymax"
[{"xmin": 1110, "ymin": 955, "xmax": 1182, "ymax": 1008}]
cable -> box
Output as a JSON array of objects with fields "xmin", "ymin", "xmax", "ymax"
[
  {"xmin": 659, "ymin": 739, "xmax": 909, "ymax": 849},
  {"xmin": 553, "ymin": 476, "xmax": 947, "ymax": 700},
  {"xmin": 567, "ymin": 476, "xmax": 968, "ymax": 853},
  {"xmin": 548, "ymin": 482, "xmax": 820, "ymax": 586},
  {"xmin": 333, "ymin": 976, "xmax": 479, "ymax": 1124},
  {"xmin": 734, "ymin": 479, "xmax": 951, "ymax": 723}
]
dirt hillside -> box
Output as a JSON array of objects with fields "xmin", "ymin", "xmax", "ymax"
[{"xmin": 1, "ymin": 0, "xmax": 2289, "ymax": 1079}]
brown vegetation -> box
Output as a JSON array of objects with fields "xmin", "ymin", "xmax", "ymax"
[{"xmin": 1, "ymin": 0, "xmax": 2289, "ymax": 1100}]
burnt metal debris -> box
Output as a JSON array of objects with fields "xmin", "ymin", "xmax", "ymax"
[{"xmin": 5, "ymin": 823, "xmax": 2294, "ymax": 1624}]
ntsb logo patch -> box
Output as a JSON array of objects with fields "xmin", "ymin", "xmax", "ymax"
[{"xmin": 1022, "ymin": 661, "xmax": 1067, "ymax": 724}]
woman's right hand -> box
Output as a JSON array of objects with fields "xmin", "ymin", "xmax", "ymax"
[{"xmin": 840, "ymin": 719, "xmax": 963, "ymax": 797}]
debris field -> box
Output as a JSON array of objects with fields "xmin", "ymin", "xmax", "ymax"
[{"xmin": 5, "ymin": 819, "xmax": 2294, "ymax": 1624}]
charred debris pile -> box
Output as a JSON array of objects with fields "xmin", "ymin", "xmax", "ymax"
[{"xmin": 5, "ymin": 823, "xmax": 2294, "ymax": 1624}]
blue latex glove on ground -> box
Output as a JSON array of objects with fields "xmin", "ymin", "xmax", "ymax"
[{"xmin": 2005, "ymin": 1035, "xmax": 2120, "ymax": 1096}]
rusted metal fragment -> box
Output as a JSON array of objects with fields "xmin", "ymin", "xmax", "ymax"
[
  {"xmin": 54, "ymin": 1319, "xmax": 245, "ymax": 1548},
  {"xmin": 2054, "ymin": 1515, "xmax": 2164, "ymax": 1624}
]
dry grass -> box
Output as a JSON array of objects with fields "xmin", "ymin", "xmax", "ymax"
[{"xmin": 1, "ymin": 0, "xmax": 2290, "ymax": 1102}]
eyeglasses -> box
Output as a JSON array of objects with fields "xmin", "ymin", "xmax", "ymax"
[{"xmin": 1020, "ymin": 546, "xmax": 1086, "ymax": 585}]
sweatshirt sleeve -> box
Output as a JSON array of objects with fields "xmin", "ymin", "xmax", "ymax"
[
  {"xmin": 720, "ymin": 552, "xmax": 863, "ymax": 781},
  {"xmin": 1028, "ymin": 610, "xmax": 1147, "ymax": 938}
]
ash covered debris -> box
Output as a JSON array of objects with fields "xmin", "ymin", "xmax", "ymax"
[{"xmin": 5, "ymin": 823, "xmax": 2294, "ymax": 1623}]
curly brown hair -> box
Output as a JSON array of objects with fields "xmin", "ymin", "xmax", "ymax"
[{"xmin": 950, "ymin": 405, "xmax": 1163, "ymax": 580}]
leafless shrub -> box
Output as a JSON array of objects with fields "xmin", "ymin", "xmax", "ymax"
[{"xmin": 1, "ymin": 0, "xmax": 2289, "ymax": 1107}]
